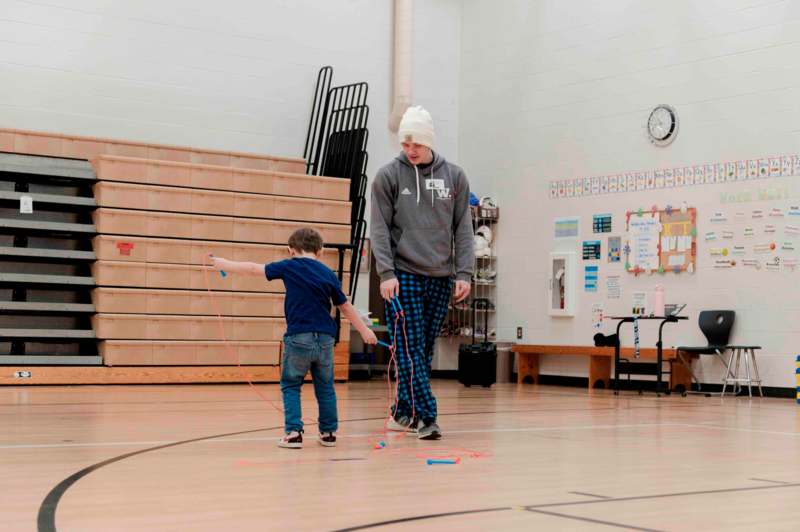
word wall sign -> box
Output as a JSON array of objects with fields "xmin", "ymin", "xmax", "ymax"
[{"xmin": 549, "ymin": 155, "xmax": 800, "ymax": 199}]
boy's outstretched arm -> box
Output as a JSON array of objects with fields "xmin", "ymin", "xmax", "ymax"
[
  {"xmin": 337, "ymin": 300, "xmax": 378, "ymax": 345},
  {"xmin": 209, "ymin": 256, "xmax": 264, "ymax": 276}
]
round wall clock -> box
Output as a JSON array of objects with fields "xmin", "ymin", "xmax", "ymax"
[{"xmin": 647, "ymin": 104, "xmax": 678, "ymax": 146}]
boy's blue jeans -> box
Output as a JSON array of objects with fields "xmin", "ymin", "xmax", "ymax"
[{"xmin": 281, "ymin": 332, "xmax": 338, "ymax": 434}]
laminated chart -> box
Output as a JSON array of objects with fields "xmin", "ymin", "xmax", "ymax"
[{"xmin": 625, "ymin": 206, "xmax": 697, "ymax": 274}]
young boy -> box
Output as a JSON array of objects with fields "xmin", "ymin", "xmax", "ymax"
[{"xmin": 210, "ymin": 227, "xmax": 377, "ymax": 449}]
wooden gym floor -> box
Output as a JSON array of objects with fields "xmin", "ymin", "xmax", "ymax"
[{"xmin": 2, "ymin": 380, "xmax": 799, "ymax": 531}]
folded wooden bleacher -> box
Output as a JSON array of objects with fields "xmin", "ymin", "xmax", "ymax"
[{"xmin": 0, "ymin": 128, "xmax": 352, "ymax": 385}]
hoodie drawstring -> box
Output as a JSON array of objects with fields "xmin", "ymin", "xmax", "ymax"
[
  {"xmin": 430, "ymin": 165, "xmax": 434, "ymax": 205},
  {"xmin": 412, "ymin": 154, "xmax": 436, "ymax": 206},
  {"xmin": 414, "ymin": 165, "xmax": 420, "ymax": 205}
]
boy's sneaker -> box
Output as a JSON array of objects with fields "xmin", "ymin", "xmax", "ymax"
[
  {"xmin": 278, "ymin": 431, "xmax": 303, "ymax": 449},
  {"xmin": 417, "ymin": 421, "xmax": 442, "ymax": 440},
  {"xmin": 387, "ymin": 415, "xmax": 417, "ymax": 432},
  {"xmin": 318, "ymin": 432, "xmax": 337, "ymax": 447}
]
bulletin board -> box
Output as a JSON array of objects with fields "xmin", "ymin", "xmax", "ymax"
[{"xmin": 625, "ymin": 206, "xmax": 697, "ymax": 274}]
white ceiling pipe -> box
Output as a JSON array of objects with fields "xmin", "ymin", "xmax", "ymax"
[{"xmin": 388, "ymin": 0, "xmax": 413, "ymax": 132}]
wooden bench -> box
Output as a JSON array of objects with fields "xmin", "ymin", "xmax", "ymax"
[{"xmin": 511, "ymin": 344, "xmax": 693, "ymax": 391}]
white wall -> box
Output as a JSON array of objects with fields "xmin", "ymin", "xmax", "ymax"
[
  {"xmin": 0, "ymin": 0, "xmax": 459, "ymax": 169},
  {"xmin": 458, "ymin": 0, "xmax": 800, "ymax": 387},
  {"xmin": 0, "ymin": 0, "xmax": 462, "ymax": 310}
]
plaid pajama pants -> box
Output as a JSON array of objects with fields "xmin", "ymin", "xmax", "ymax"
[{"xmin": 385, "ymin": 270, "xmax": 452, "ymax": 423}]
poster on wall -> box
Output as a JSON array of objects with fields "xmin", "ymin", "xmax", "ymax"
[
  {"xmin": 625, "ymin": 205, "xmax": 697, "ymax": 274},
  {"xmin": 593, "ymin": 213, "xmax": 612, "ymax": 233},
  {"xmin": 625, "ymin": 214, "xmax": 660, "ymax": 272},
  {"xmin": 582, "ymin": 240, "xmax": 601, "ymax": 260},
  {"xmin": 554, "ymin": 217, "xmax": 579, "ymax": 239},
  {"xmin": 608, "ymin": 236, "xmax": 622, "ymax": 263},
  {"xmin": 592, "ymin": 303, "xmax": 604, "ymax": 329},
  {"xmin": 659, "ymin": 207, "xmax": 697, "ymax": 273},
  {"xmin": 606, "ymin": 275, "xmax": 621, "ymax": 299},
  {"xmin": 584, "ymin": 265, "xmax": 598, "ymax": 292}
]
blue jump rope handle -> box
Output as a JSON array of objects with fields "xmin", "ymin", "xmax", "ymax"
[
  {"xmin": 388, "ymin": 296, "xmax": 404, "ymax": 316},
  {"xmin": 427, "ymin": 458, "xmax": 458, "ymax": 465},
  {"xmin": 376, "ymin": 340, "xmax": 393, "ymax": 349}
]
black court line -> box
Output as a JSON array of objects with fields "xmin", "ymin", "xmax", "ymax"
[
  {"xmin": 11, "ymin": 401, "xmax": 708, "ymax": 422},
  {"xmin": 526, "ymin": 508, "xmax": 664, "ymax": 532},
  {"xmin": 524, "ymin": 481, "xmax": 800, "ymax": 510},
  {"xmin": 568, "ymin": 491, "xmax": 612, "ymax": 499},
  {"xmin": 6, "ymin": 380, "xmax": 752, "ymax": 408},
  {"xmin": 749, "ymin": 477, "xmax": 791, "ymax": 484},
  {"xmin": 341, "ymin": 482, "xmax": 800, "ymax": 530},
  {"xmin": 329, "ymin": 458, "xmax": 367, "ymax": 462},
  {"xmin": 332, "ymin": 507, "xmax": 512, "ymax": 531},
  {"xmin": 37, "ymin": 416, "xmax": 384, "ymax": 532},
  {"xmin": 37, "ymin": 424, "xmax": 283, "ymax": 532},
  {"xmin": 7, "ymin": 386, "xmax": 738, "ymax": 414}
]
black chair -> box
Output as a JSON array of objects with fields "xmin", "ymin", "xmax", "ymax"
[{"xmin": 675, "ymin": 310, "xmax": 761, "ymax": 397}]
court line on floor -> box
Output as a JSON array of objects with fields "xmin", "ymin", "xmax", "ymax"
[
  {"xmin": 36, "ymin": 416, "xmax": 383, "ymax": 532},
  {"xmin": 16, "ymin": 417, "xmax": 798, "ymax": 451},
  {"xmin": 524, "ymin": 481, "xmax": 800, "ymax": 510},
  {"xmin": 685, "ymin": 423, "xmax": 800, "ymax": 437},
  {"xmin": 568, "ymin": 491, "xmax": 612, "ymax": 499},
  {"xmin": 525, "ymin": 508, "xmax": 664, "ymax": 532},
  {"xmin": 333, "ymin": 507, "xmax": 513, "ymax": 532},
  {"xmin": 2, "ymin": 380, "xmax": 757, "ymax": 407},
  {"xmin": 337, "ymin": 481, "xmax": 800, "ymax": 531},
  {"xmin": 341, "ymin": 422, "xmax": 689, "ymax": 439},
  {"xmin": 6, "ymin": 422, "xmax": 688, "ymax": 450},
  {"xmin": 0, "ymin": 400, "xmax": 713, "ymax": 418}
]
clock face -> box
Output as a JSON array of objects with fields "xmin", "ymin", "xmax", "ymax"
[{"xmin": 647, "ymin": 105, "xmax": 678, "ymax": 146}]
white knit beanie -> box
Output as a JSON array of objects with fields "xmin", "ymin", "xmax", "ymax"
[{"xmin": 398, "ymin": 105, "xmax": 435, "ymax": 148}]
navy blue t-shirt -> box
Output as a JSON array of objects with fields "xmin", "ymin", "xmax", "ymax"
[{"xmin": 265, "ymin": 257, "xmax": 348, "ymax": 337}]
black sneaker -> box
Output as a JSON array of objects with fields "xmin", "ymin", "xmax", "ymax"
[
  {"xmin": 403, "ymin": 418, "xmax": 421, "ymax": 437},
  {"xmin": 417, "ymin": 421, "xmax": 442, "ymax": 440},
  {"xmin": 278, "ymin": 430, "xmax": 303, "ymax": 449},
  {"xmin": 318, "ymin": 432, "xmax": 337, "ymax": 447}
]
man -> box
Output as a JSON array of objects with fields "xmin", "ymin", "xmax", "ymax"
[{"xmin": 370, "ymin": 105, "xmax": 474, "ymax": 440}]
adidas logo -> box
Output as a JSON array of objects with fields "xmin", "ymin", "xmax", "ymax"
[{"xmin": 401, "ymin": 188, "xmax": 412, "ymax": 195}]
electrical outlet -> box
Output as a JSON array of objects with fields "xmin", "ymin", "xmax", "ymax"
[{"xmin": 516, "ymin": 327, "xmax": 523, "ymax": 339}]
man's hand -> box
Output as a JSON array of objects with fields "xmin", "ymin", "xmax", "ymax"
[
  {"xmin": 380, "ymin": 278, "xmax": 400, "ymax": 300},
  {"xmin": 454, "ymin": 280, "xmax": 471, "ymax": 302}
]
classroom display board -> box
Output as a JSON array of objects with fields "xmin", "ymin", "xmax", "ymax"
[
  {"xmin": 704, "ymin": 205, "xmax": 800, "ymax": 271},
  {"xmin": 624, "ymin": 206, "xmax": 696, "ymax": 274}
]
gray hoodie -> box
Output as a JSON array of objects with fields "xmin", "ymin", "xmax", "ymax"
[{"xmin": 370, "ymin": 151, "xmax": 474, "ymax": 283}]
